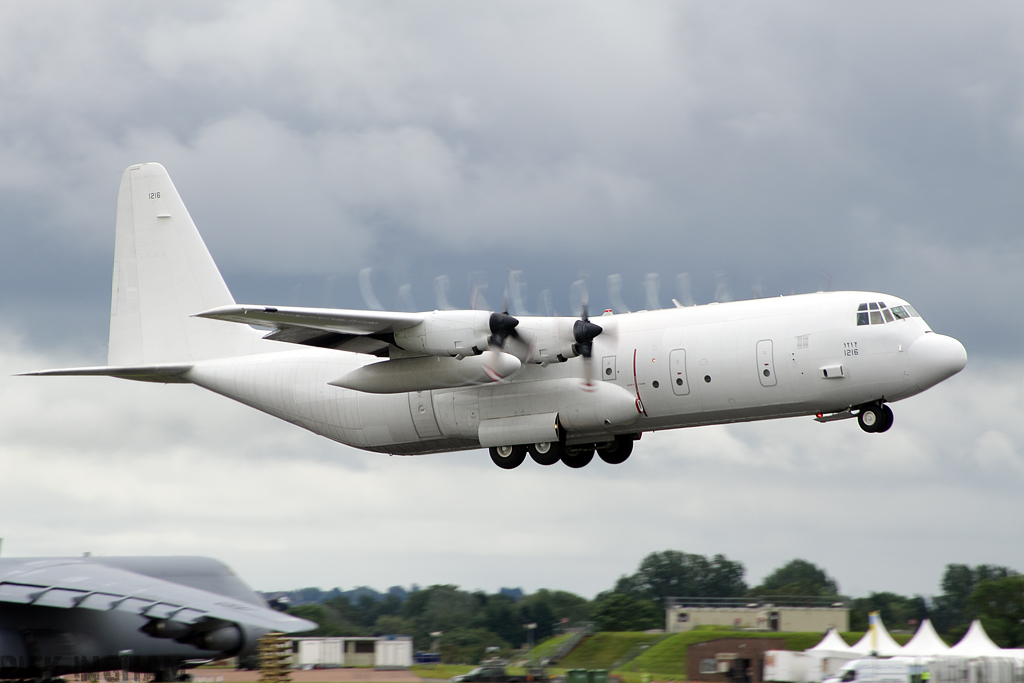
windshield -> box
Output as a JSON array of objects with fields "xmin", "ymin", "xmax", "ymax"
[{"xmin": 857, "ymin": 301, "xmax": 921, "ymax": 326}]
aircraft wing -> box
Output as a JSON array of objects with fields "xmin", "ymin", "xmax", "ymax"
[
  {"xmin": 195, "ymin": 305, "xmax": 424, "ymax": 355},
  {"xmin": 0, "ymin": 558, "xmax": 314, "ymax": 633}
]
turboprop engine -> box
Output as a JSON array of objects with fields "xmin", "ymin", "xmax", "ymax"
[
  {"xmin": 392, "ymin": 310, "xmax": 579, "ymax": 363},
  {"xmin": 393, "ymin": 310, "xmax": 494, "ymax": 357}
]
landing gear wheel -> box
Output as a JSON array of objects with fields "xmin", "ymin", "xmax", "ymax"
[
  {"xmin": 877, "ymin": 404, "xmax": 894, "ymax": 433},
  {"xmin": 858, "ymin": 404, "xmax": 883, "ymax": 433},
  {"xmin": 562, "ymin": 445, "xmax": 595, "ymax": 469},
  {"xmin": 489, "ymin": 445, "xmax": 527, "ymax": 469},
  {"xmin": 529, "ymin": 441, "xmax": 562, "ymax": 465},
  {"xmin": 597, "ymin": 436, "xmax": 634, "ymax": 464}
]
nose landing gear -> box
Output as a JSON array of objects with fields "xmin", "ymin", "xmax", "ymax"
[{"xmin": 857, "ymin": 402, "xmax": 894, "ymax": 433}]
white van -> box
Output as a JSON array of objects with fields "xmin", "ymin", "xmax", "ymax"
[{"xmin": 824, "ymin": 658, "xmax": 912, "ymax": 683}]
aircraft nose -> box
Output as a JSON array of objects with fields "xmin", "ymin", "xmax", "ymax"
[{"xmin": 908, "ymin": 333, "xmax": 967, "ymax": 391}]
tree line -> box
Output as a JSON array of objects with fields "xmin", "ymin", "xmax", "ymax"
[{"xmin": 282, "ymin": 551, "xmax": 1024, "ymax": 662}]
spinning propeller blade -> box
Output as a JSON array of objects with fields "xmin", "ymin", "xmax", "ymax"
[{"xmin": 571, "ymin": 283, "xmax": 603, "ymax": 386}]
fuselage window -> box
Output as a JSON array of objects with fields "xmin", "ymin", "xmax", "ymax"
[
  {"xmin": 890, "ymin": 306, "xmax": 910, "ymax": 319},
  {"xmin": 858, "ymin": 303, "xmax": 868, "ymax": 311},
  {"xmin": 868, "ymin": 302, "xmax": 879, "ymax": 310},
  {"xmin": 857, "ymin": 311, "xmax": 869, "ymax": 326},
  {"xmin": 882, "ymin": 308, "xmax": 894, "ymax": 323},
  {"xmin": 905, "ymin": 305, "xmax": 921, "ymax": 317},
  {"xmin": 870, "ymin": 311, "xmax": 883, "ymax": 324}
]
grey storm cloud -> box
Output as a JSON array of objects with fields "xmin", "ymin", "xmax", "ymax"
[{"xmin": 1, "ymin": 1, "xmax": 1023, "ymax": 597}]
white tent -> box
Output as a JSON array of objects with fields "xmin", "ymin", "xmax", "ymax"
[
  {"xmin": 900, "ymin": 619, "xmax": 951, "ymax": 657},
  {"xmin": 852, "ymin": 616, "xmax": 904, "ymax": 656},
  {"xmin": 809, "ymin": 627, "xmax": 856, "ymax": 655},
  {"xmin": 949, "ymin": 620, "xmax": 1002, "ymax": 657},
  {"xmin": 805, "ymin": 628, "xmax": 861, "ymax": 682}
]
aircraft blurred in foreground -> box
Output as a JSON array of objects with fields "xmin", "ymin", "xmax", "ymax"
[{"xmin": 0, "ymin": 555, "xmax": 314, "ymax": 681}]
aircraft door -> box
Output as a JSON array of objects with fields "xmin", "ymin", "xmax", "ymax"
[
  {"xmin": 757, "ymin": 339, "xmax": 777, "ymax": 387},
  {"xmin": 669, "ymin": 349, "xmax": 690, "ymax": 395}
]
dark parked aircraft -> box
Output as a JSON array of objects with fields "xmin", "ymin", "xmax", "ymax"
[{"xmin": 0, "ymin": 555, "xmax": 314, "ymax": 681}]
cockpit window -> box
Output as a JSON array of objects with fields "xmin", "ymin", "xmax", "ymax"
[{"xmin": 857, "ymin": 301, "xmax": 916, "ymax": 325}]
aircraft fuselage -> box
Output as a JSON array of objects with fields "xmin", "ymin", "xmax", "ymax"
[{"xmin": 184, "ymin": 290, "xmax": 965, "ymax": 455}]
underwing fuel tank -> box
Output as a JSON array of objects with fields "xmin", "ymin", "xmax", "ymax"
[{"xmin": 329, "ymin": 351, "xmax": 522, "ymax": 393}]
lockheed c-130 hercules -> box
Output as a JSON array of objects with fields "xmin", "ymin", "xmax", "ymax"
[{"xmin": 24, "ymin": 163, "xmax": 968, "ymax": 469}]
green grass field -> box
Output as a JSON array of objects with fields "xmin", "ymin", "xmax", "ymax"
[
  {"xmin": 419, "ymin": 629, "xmax": 915, "ymax": 683},
  {"xmin": 412, "ymin": 664, "xmax": 536, "ymax": 680},
  {"xmin": 557, "ymin": 633, "xmax": 670, "ymax": 670},
  {"xmin": 529, "ymin": 633, "xmax": 575, "ymax": 662},
  {"xmin": 613, "ymin": 629, "xmax": 914, "ymax": 681}
]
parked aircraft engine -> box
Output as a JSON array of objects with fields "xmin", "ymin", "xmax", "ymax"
[
  {"xmin": 142, "ymin": 619, "xmax": 243, "ymax": 653},
  {"xmin": 187, "ymin": 623, "xmax": 243, "ymax": 652}
]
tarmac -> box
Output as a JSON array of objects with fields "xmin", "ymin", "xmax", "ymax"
[{"xmin": 190, "ymin": 671, "xmax": 422, "ymax": 683}]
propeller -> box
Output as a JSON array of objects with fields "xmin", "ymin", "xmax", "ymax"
[
  {"xmin": 481, "ymin": 299, "xmax": 529, "ymax": 382},
  {"xmin": 571, "ymin": 282, "xmax": 603, "ymax": 386},
  {"xmin": 488, "ymin": 311, "xmax": 521, "ymax": 349}
]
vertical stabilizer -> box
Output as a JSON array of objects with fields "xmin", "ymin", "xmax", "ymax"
[{"xmin": 108, "ymin": 163, "xmax": 260, "ymax": 365}]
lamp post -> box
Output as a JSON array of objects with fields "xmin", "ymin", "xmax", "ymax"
[{"xmin": 431, "ymin": 631, "xmax": 443, "ymax": 663}]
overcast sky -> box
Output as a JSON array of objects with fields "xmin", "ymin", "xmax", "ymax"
[{"xmin": 2, "ymin": 1, "xmax": 1023, "ymax": 602}]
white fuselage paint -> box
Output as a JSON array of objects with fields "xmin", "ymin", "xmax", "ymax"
[{"xmin": 183, "ymin": 291, "xmax": 964, "ymax": 455}]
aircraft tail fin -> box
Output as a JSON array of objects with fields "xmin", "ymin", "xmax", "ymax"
[{"xmin": 108, "ymin": 163, "xmax": 261, "ymax": 365}]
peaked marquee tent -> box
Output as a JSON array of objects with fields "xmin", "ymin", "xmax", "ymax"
[
  {"xmin": 901, "ymin": 619, "xmax": 952, "ymax": 657},
  {"xmin": 809, "ymin": 627, "xmax": 857, "ymax": 656},
  {"xmin": 949, "ymin": 620, "xmax": 1003, "ymax": 657},
  {"xmin": 852, "ymin": 616, "xmax": 904, "ymax": 656}
]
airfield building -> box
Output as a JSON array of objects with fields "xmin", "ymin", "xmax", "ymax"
[
  {"xmin": 665, "ymin": 596, "xmax": 850, "ymax": 633},
  {"xmin": 292, "ymin": 635, "xmax": 413, "ymax": 669}
]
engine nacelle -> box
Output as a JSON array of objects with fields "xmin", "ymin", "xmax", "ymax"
[
  {"xmin": 393, "ymin": 310, "xmax": 492, "ymax": 357},
  {"xmin": 555, "ymin": 379, "xmax": 640, "ymax": 432},
  {"xmin": 512, "ymin": 316, "xmax": 580, "ymax": 364},
  {"xmin": 142, "ymin": 618, "xmax": 244, "ymax": 655},
  {"xmin": 190, "ymin": 625, "xmax": 243, "ymax": 653}
]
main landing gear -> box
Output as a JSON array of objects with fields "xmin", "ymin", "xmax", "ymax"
[
  {"xmin": 489, "ymin": 434, "xmax": 636, "ymax": 469},
  {"xmin": 857, "ymin": 402, "xmax": 894, "ymax": 433}
]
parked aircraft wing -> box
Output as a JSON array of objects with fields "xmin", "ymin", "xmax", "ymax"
[
  {"xmin": 0, "ymin": 558, "xmax": 314, "ymax": 633},
  {"xmin": 18, "ymin": 364, "xmax": 193, "ymax": 383}
]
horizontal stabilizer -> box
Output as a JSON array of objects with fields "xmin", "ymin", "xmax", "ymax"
[{"xmin": 19, "ymin": 364, "xmax": 193, "ymax": 384}]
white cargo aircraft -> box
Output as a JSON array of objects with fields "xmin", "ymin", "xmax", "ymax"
[{"xmin": 25, "ymin": 163, "xmax": 968, "ymax": 469}]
